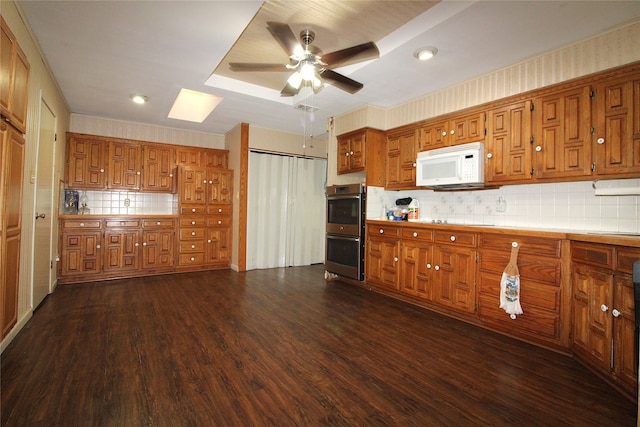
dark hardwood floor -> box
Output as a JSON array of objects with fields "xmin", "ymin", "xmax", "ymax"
[{"xmin": 2, "ymin": 265, "xmax": 637, "ymax": 426}]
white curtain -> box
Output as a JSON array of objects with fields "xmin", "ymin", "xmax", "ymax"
[{"xmin": 247, "ymin": 151, "xmax": 327, "ymax": 270}]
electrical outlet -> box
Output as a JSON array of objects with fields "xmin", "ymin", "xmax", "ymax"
[{"xmin": 124, "ymin": 198, "xmax": 130, "ymax": 207}]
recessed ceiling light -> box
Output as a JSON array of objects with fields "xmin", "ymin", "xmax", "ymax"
[
  {"xmin": 414, "ymin": 47, "xmax": 438, "ymax": 61},
  {"xmin": 130, "ymin": 94, "xmax": 148, "ymax": 104},
  {"xmin": 168, "ymin": 88, "xmax": 223, "ymax": 123}
]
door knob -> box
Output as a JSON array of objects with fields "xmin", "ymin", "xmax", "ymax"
[{"xmin": 35, "ymin": 213, "xmax": 45, "ymax": 220}]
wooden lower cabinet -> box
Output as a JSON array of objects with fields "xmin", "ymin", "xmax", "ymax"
[
  {"xmin": 58, "ymin": 217, "xmax": 176, "ymax": 283},
  {"xmin": 399, "ymin": 227, "xmax": 434, "ymax": 301},
  {"xmin": 432, "ymin": 231, "xmax": 477, "ymax": 314},
  {"xmin": 366, "ymin": 224, "xmax": 400, "ymax": 289},
  {"xmin": 571, "ymin": 242, "xmax": 639, "ymax": 399},
  {"xmin": 477, "ymin": 233, "xmax": 569, "ymax": 350},
  {"xmin": 177, "ymin": 204, "xmax": 232, "ymax": 270}
]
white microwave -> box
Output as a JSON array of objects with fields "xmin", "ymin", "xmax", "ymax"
[{"xmin": 416, "ymin": 142, "xmax": 485, "ymax": 189}]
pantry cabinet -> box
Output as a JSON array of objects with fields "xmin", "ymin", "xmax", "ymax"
[
  {"xmin": 485, "ymin": 100, "xmax": 533, "ymax": 184},
  {"xmin": 0, "ymin": 16, "xmax": 30, "ymax": 134},
  {"xmin": 592, "ymin": 71, "xmax": 640, "ymax": 177},
  {"xmin": 571, "ymin": 242, "xmax": 639, "ymax": 399},
  {"xmin": 533, "ymin": 85, "xmax": 593, "ymax": 180}
]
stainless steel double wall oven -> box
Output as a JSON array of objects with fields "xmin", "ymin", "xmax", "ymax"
[{"xmin": 325, "ymin": 184, "xmax": 366, "ymax": 281}]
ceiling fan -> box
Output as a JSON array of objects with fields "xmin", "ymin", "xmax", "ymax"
[{"xmin": 229, "ymin": 22, "xmax": 380, "ymax": 97}]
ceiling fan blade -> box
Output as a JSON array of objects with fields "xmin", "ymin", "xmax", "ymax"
[
  {"xmin": 320, "ymin": 69, "xmax": 364, "ymax": 94},
  {"xmin": 280, "ymin": 81, "xmax": 302, "ymax": 97},
  {"xmin": 322, "ymin": 42, "xmax": 379, "ymax": 68},
  {"xmin": 267, "ymin": 22, "xmax": 301, "ymax": 57},
  {"xmin": 229, "ymin": 63, "xmax": 290, "ymax": 72}
]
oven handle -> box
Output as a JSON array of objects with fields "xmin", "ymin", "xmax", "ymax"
[
  {"xmin": 327, "ymin": 234, "xmax": 361, "ymax": 242},
  {"xmin": 327, "ymin": 194, "xmax": 362, "ymax": 201}
]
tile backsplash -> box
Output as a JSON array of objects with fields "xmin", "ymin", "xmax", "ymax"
[
  {"xmin": 367, "ymin": 178, "xmax": 640, "ymax": 234},
  {"xmin": 69, "ymin": 191, "xmax": 177, "ymax": 215}
]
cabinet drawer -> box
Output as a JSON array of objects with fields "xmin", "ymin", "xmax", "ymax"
[
  {"xmin": 571, "ymin": 242, "xmax": 614, "ymax": 269},
  {"xmin": 479, "ymin": 250, "xmax": 561, "ymax": 285},
  {"xmin": 401, "ymin": 227, "xmax": 433, "ymax": 242},
  {"xmin": 105, "ymin": 219, "xmax": 141, "ymax": 228},
  {"xmin": 435, "ymin": 230, "xmax": 476, "ymax": 247},
  {"xmin": 62, "ymin": 219, "xmax": 102, "ymax": 229},
  {"xmin": 142, "ymin": 219, "xmax": 175, "ymax": 228},
  {"xmin": 479, "ymin": 234, "xmax": 562, "ymax": 258},
  {"xmin": 208, "ymin": 216, "xmax": 232, "ymax": 227},
  {"xmin": 179, "ymin": 253, "xmax": 205, "ymax": 265},
  {"xmin": 180, "ymin": 206, "xmax": 206, "ymax": 215},
  {"xmin": 180, "ymin": 217, "xmax": 206, "ymax": 227},
  {"xmin": 179, "ymin": 241, "xmax": 206, "ymax": 253},
  {"xmin": 367, "ymin": 224, "xmax": 400, "ymax": 238},
  {"xmin": 179, "ymin": 227, "xmax": 205, "ymax": 240},
  {"xmin": 208, "ymin": 205, "xmax": 232, "ymax": 215},
  {"xmin": 616, "ymin": 246, "xmax": 640, "ymax": 274}
]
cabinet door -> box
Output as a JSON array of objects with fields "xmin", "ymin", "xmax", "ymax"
[
  {"xmin": 142, "ymin": 144, "xmax": 175, "ymax": 192},
  {"xmin": 348, "ymin": 132, "xmax": 366, "ymax": 172},
  {"xmin": 366, "ymin": 237, "xmax": 399, "ymax": 289},
  {"xmin": 417, "ymin": 120, "xmax": 448, "ymax": 151},
  {"xmin": 60, "ymin": 231, "xmax": 102, "ymax": 276},
  {"xmin": 203, "ymin": 149, "xmax": 228, "ymax": 169},
  {"xmin": 179, "ymin": 167, "xmax": 206, "ymax": 204},
  {"xmin": 450, "ymin": 111, "xmax": 485, "ymax": 146},
  {"xmin": 486, "ymin": 100, "xmax": 533, "ymax": 183},
  {"xmin": 386, "ymin": 131, "xmax": 416, "ymax": 189},
  {"xmin": 206, "ymin": 227, "xmax": 231, "ymax": 265},
  {"xmin": 0, "ymin": 18, "xmax": 30, "ymax": 133},
  {"xmin": 434, "ymin": 245, "xmax": 476, "ymax": 313},
  {"xmin": 176, "ymin": 148, "xmax": 201, "ymax": 166},
  {"xmin": 66, "ymin": 135, "xmax": 107, "ymax": 189},
  {"xmin": 613, "ymin": 273, "xmax": 637, "ymax": 392},
  {"xmin": 142, "ymin": 229, "xmax": 174, "ymax": 270},
  {"xmin": 400, "ymin": 240, "xmax": 433, "ymax": 301},
  {"xmin": 207, "ymin": 169, "xmax": 233, "ymax": 204},
  {"xmin": 534, "ymin": 86, "xmax": 592, "ymax": 179},
  {"xmin": 103, "ymin": 229, "xmax": 141, "ymax": 273},
  {"xmin": 572, "ymin": 263, "xmax": 612, "ymax": 372},
  {"xmin": 337, "ymin": 136, "xmax": 351, "ymax": 174},
  {"xmin": 108, "ymin": 141, "xmax": 141, "ymax": 190},
  {"xmin": 593, "ymin": 73, "xmax": 640, "ymax": 176}
]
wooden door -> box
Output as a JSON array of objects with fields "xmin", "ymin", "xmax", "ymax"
[
  {"xmin": 143, "ymin": 144, "xmax": 175, "ymax": 192},
  {"xmin": 66, "ymin": 135, "xmax": 107, "ymax": 189},
  {"xmin": 450, "ymin": 111, "xmax": 485, "ymax": 146},
  {"xmin": 176, "ymin": 147, "xmax": 201, "ymax": 166},
  {"xmin": 103, "ymin": 229, "xmax": 140, "ymax": 273},
  {"xmin": 417, "ymin": 120, "xmax": 448, "ymax": 151},
  {"xmin": 60, "ymin": 231, "xmax": 102, "ymax": 276},
  {"xmin": 572, "ymin": 263, "xmax": 612, "ymax": 372},
  {"xmin": 0, "ymin": 17, "xmax": 30, "ymax": 134},
  {"xmin": 398, "ymin": 131, "xmax": 417, "ymax": 186},
  {"xmin": 348, "ymin": 132, "xmax": 366, "ymax": 172},
  {"xmin": 337, "ymin": 136, "xmax": 351, "ymax": 174},
  {"xmin": 400, "ymin": 240, "xmax": 433, "ymax": 301},
  {"xmin": 485, "ymin": 100, "xmax": 533, "ymax": 183},
  {"xmin": 207, "ymin": 169, "xmax": 233, "ymax": 204},
  {"xmin": 593, "ymin": 73, "xmax": 640, "ymax": 176},
  {"xmin": 534, "ymin": 86, "xmax": 592, "ymax": 179},
  {"xmin": 108, "ymin": 141, "xmax": 141, "ymax": 190},
  {"xmin": 179, "ymin": 167, "xmax": 206, "ymax": 204},
  {"xmin": 434, "ymin": 245, "xmax": 476, "ymax": 313},
  {"xmin": 141, "ymin": 229, "xmax": 174, "ymax": 270},
  {"xmin": 206, "ymin": 227, "xmax": 231, "ymax": 265},
  {"xmin": 203, "ymin": 149, "xmax": 228, "ymax": 169},
  {"xmin": 613, "ymin": 273, "xmax": 637, "ymax": 392}
]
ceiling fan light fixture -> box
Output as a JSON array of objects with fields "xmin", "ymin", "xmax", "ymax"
[
  {"xmin": 414, "ymin": 46, "xmax": 438, "ymax": 61},
  {"xmin": 130, "ymin": 94, "xmax": 148, "ymax": 104},
  {"xmin": 300, "ymin": 62, "xmax": 316, "ymax": 81}
]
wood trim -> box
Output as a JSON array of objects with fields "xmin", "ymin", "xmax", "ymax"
[{"xmin": 237, "ymin": 122, "xmax": 249, "ymax": 272}]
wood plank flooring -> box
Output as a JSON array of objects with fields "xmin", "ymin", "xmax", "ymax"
[{"xmin": 1, "ymin": 265, "xmax": 637, "ymax": 426}]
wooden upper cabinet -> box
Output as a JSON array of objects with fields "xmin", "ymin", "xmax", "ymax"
[
  {"xmin": 0, "ymin": 17, "xmax": 30, "ymax": 134},
  {"xmin": 337, "ymin": 130, "xmax": 366, "ymax": 174},
  {"xmin": 108, "ymin": 141, "xmax": 142, "ymax": 190},
  {"xmin": 533, "ymin": 85, "xmax": 593, "ymax": 180},
  {"xmin": 207, "ymin": 169, "xmax": 233, "ymax": 204},
  {"xmin": 66, "ymin": 134, "xmax": 108, "ymax": 189},
  {"xmin": 204, "ymin": 149, "xmax": 228, "ymax": 169},
  {"xmin": 485, "ymin": 100, "xmax": 533, "ymax": 184},
  {"xmin": 385, "ymin": 129, "xmax": 417, "ymax": 189},
  {"xmin": 176, "ymin": 147, "xmax": 202, "ymax": 166},
  {"xmin": 179, "ymin": 167, "xmax": 207, "ymax": 204},
  {"xmin": 593, "ymin": 71, "xmax": 640, "ymax": 177},
  {"xmin": 142, "ymin": 144, "xmax": 175, "ymax": 193},
  {"xmin": 417, "ymin": 120, "xmax": 448, "ymax": 151},
  {"xmin": 417, "ymin": 111, "xmax": 485, "ymax": 152}
]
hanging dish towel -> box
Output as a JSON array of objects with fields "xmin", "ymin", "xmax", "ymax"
[{"xmin": 499, "ymin": 244, "xmax": 523, "ymax": 319}]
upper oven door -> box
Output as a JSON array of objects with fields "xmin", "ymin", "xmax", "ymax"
[{"xmin": 326, "ymin": 194, "xmax": 363, "ymax": 236}]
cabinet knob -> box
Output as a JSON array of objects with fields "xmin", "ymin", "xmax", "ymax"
[
  {"xmin": 379, "ymin": 229, "xmax": 384, "ymax": 234},
  {"xmin": 426, "ymin": 263, "xmax": 431, "ymax": 269},
  {"xmin": 203, "ymin": 180, "xmax": 207, "ymax": 183},
  {"xmin": 450, "ymin": 235, "xmax": 456, "ymax": 242},
  {"xmin": 100, "ymin": 169, "xmax": 105, "ymax": 173},
  {"xmin": 136, "ymin": 171, "xmax": 141, "ymax": 175},
  {"xmin": 191, "ymin": 231, "xmax": 196, "ymax": 236},
  {"xmin": 435, "ymin": 265, "xmax": 440, "ymax": 271},
  {"xmin": 535, "ymin": 145, "xmax": 542, "ymax": 152},
  {"xmin": 449, "ymin": 129, "xmax": 454, "ymax": 135},
  {"xmin": 412, "ymin": 162, "xmax": 417, "ymax": 168},
  {"xmin": 441, "ymin": 131, "xmax": 447, "ymax": 136},
  {"xmin": 612, "ymin": 309, "xmax": 621, "ymax": 318},
  {"xmin": 350, "ymin": 151, "xmax": 354, "ymax": 155},
  {"xmin": 600, "ymin": 304, "xmax": 609, "ymax": 312},
  {"xmin": 143, "ymin": 242, "xmax": 147, "ymax": 246},
  {"xmin": 96, "ymin": 244, "xmax": 101, "ymax": 249},
  {"xmin": 191, "ymin": 221, "xmax": 196, "ymax": 225},
  {"xmin": 218, "ymin": 220, "xmax": 222, "ymax": 224},
  {"xmin": 345, "ymin": 152, "xmax": 350, "ymax": 157},
  {"xmin": 192, "ymin": 208, "xmax": 196, "ymax": 213},
  {"xmin": 156, "ymin": 221, "xmax": 161, "ymax": 225},
  {"xmin": 393, "ymin": 257, "xmax": 398, "ymax": 262},
  {"xmin": 190, "ymin": 257, "xmax": 195, "ymax": 261},
  {"xmin": 209, "ymin": 180, "xmax": 213, "ymax": 184},
  {"xmin": 191, "ymin": 244, "xmax": 196, "ymax": 249},
  {"xmin": 487, "ymin": 153, "xmax": 493, "ymax": 159},
  {"xmin": 413, "ymin": 232, "xmax": 418, "ymax": 237},
  {"xmin": 169, "ymin": 173, "xmax": 174, "ymax": 177},
  {"xmin": 208, "ymin": 239, "xmax": 212, "ymax": 243},
  {"xmin": 80, "ymin": 222, "xmax": 85, "ymax": 227},
  {"xmin": 218, "ymin": 208, "xmax": 223, "ymax": 213},
  {"xmin": 597, "ymin": 137, "xmax": 605, "ymax": 145},
  {"xmin": 134, "ymin": 242, "xmax": 139, "ymax": 247}
]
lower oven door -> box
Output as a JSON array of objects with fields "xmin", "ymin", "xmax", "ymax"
[{"xmin": 325, "ymin": 234, "xmax": 364, "ymax": 281}]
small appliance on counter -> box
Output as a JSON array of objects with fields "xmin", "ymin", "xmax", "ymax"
[{"xmin": 63, "ymin": 190, "xmax": 79, "ymax": 214}]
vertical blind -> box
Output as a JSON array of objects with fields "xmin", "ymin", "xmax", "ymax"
[{"xmin": 247, "ymin": 151, "xmax": 327, "ymax": 270}]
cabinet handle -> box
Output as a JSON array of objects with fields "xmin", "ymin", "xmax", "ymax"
[
  {"xmin": 345, "ymin": 153, "xmax": 350, "ymax": 157},
  {"xmin": 435, "ymin": 265, "xmax": 440, "ymax": 271},
  {"xmin": 80, "ymin": 222, "xmax": 85, "ymax": 227},
  {"xmin": 100, "ymin": 169, "xmax": 105, "ymax": 173},
  {"xmin": 535, "ymin": 145, "xmax": 542, "ymax": 152},
  {"xmin": 393, "ymin": 257, "xmax": 398, "ymax": 262},
  {"xmin": 203, "ymin": 180, "xmax": 207, "ymax": 183},
  {"xmin": 218, "ymin": 220, "xmax": 222, "ymax": 224},
  {"xmin": 350, "ymin": 151, "xmax": 354, "ymax": 155},
  {"xmin": 412, "ymin": 162, "xmax": 417, "ymax": 168},
  {"xmin": 142, "ymin": 242, "xmax": 147, "ymax": 246},
  {"xmin": 597, "ymin": 137, "xmax": 605, "ymax": 145},
  {"xmin": 600, "ymin": 304, "xmax": 609, "ymax": 312},
  {"xmin": 379, "ymin": 229, "xmax": 384, "ymax": 234},
  {"xmin": 190, "ymin": 257, "xmax": 195, "ymax": 261},
  {"xmin": 96, "ymin": 244, "xmax": 101, "ymax": 249},
  {"xmin": 208, "ymin": 239, "xmax": 212, "ymax": 243},
  {"xmin": 487, "ymin": 153, "xmax": 493, "ymax": 159},
  {"xmin": 441, "ymin": 131, "xmax": 447, "ymax": 136},
  {"xmin": 191, "ymin": 244, "xmax": 196, "ymax": 249},
  {"xmin": 136, "ymin": 171, "xmax": 141, "ymax": 175},
  {"xmin": 209, "ymin": 180, "xmax": 213, "ymax": 184},
  {"xmin": 169, "ymin": 173, "xmax": 173, "ymax": 177},
  {"xmin": 134, "ymin": 242, "xmax": 139, "ymax": 247},
  {"xmin": 449, "ymin": 129, "xmax": 454, "ymax": 135},
  {"xmin": 450, "ymin": 235, "xmax": 456, "ymax": 242},
  {"xmin": 612, "ymin": 309, "xmax": 621, "ymax": 318},
  {"xmin": 191, "ymin": 231, "xmax": 196, "ymax": 236},
  {"xmin": 413, "ymin": 232, "xmax": 418, "ymax": 237},
  {"xmin": 191, "ymin": 221, "xmax": 196, "ymax": 225},
  {"xmin": 426, "ymin": 263, "xmax": 432, "ymax": 269},
  {"xmin": 218, "ymin": 208, "xmax": 223, "ymax": 213},
  {"xmin": 192, "ymin": 208, "xmax": 196, "ymax": 213},
  {"xmin": 156, "ymin": 221, "xmax": 161, "ymax": 225}
]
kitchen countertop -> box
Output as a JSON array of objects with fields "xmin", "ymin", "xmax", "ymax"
[
  {"xmin": 59, "ymin": 214, "xmax": 178, "ymax": 218},
  {"xmin": 366, "ymin": 219, "xmax": 640, "ymax": 248}
]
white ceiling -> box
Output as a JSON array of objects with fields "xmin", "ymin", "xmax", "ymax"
[{"xmin": 17, "ymin": 0, "xmax": 640, "ymax": 138}]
